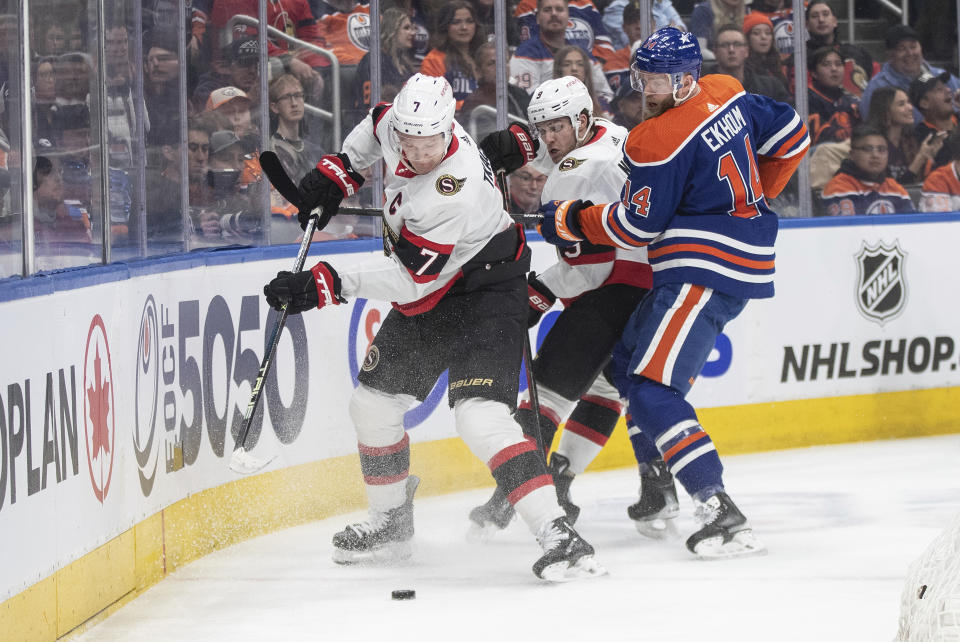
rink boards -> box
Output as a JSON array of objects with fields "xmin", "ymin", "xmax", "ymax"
[{"xmin": 1, "ymin": 214, "xmax": 959, "ymax": 639}]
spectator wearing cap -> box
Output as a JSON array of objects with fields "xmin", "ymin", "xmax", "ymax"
[
  {"xmin": 197, "ymin": 129, "xmax": 261, "ymax": 242},
  {"xmin": 911, "ymin": 71, "xmax": 959, "ymax": 170},
  {"xmin": 689, "ymin": 0, "xmax": 745, "ymax": 54},
  {"xmin": 610, "ymin": 81, "xmax": 644, "ymax": 129},
  {"xmin": 821, "ymin": 123, "xmax": 914, "ymax": 215},
  {"xmin": 206, "ymin": 86, "xmax": 255, "ymax": 140},
  {"xmin": 804, "ymin": 1, "xmax": 875, "ymax": 97},
  {"xmin": 210, "ymin": 0, "xmax": 326, "ymax": 87},
  {"xmin": 603, "ymin": 0, "xmax": 685, "ymax": 51},
  {"xmin": 860, "ymin": 24, "xmax": 960, "ymax": 123},
  {"xmin": 708, "ymin": 24, "xmax": 790, "ymax": 103},
  {"xmin": 919, "ymin": 131, "xmax": 960, "ymax": 212},
  {"xmin": 807, "ymin": 47, "xmax": 860, "ymax": 146},
  {"xmin": 748, "ymin": 0, "xmax": 794, "ymax": 56},
  {"xmin": 743, "ymin": 12, "xmax": 789, "ymax": 95}
]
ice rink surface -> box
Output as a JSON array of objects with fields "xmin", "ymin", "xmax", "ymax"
[{"xmin": 77, "ymin": 435, "xmax": 960, "ymax": 642}]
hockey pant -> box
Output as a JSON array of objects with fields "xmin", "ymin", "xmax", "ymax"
[
  {"xmin": 611, "ymin": 283, "xmax": 747, "ymax": 502},
  {"xmin": 349, "ymin": 383, "xmax": 563, "ymax": 533}
]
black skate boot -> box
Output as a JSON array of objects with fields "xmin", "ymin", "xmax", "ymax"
[
  {"xmin": 548, "ymin": 453, "xmax": 580, "ymax": 524},
  {"xmin": 332, "ymin": 475, "xmax": 420, "ymax": 564},
  {"xmin": 533, "ymin": 517, "xmax": 606, "ymax": 582},
  {"xmin": 685, "ymin": 491, "xmax": 766, "ymax": 560},
  {"xmin": 627, "ymin": 459, "xmax": 680, "ymax": 539},
  {"xmin": 467, "ymin": 486, "xmax": 516, "ymax": 542}
]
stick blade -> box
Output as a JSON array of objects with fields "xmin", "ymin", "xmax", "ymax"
[
  {"xmin": 259, "ymin": 150, "xmax": 302, "ymax": 208},
  {"xmin": 229, "ymin": 446, "xmax": 277, "ymax": 475}
]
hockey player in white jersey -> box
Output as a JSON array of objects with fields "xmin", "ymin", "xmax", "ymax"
[
  {"xmin": 263, "ymin": 74, "xmax": 604, "ymax": 581},
  {"xmin": 468, "ymin": 76, "xmax": 680, "ymax": 539}
]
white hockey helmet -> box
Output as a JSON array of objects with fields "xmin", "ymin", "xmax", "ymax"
[
  {"xmin": 526, "ymin": 76, "xmax": 594, "ymax": 144},
  {"xmin": 391, "ymin": 73, "xmax": 456, "ymax": 142}
]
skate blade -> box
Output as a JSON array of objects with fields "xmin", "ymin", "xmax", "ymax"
[
  {"xmin": 692, "ymin": 530, "xmax": 767, "ymax": 560},
  {"xmin": 633, "ymin": 516, "xmax": 680, "ymax": 540},
  {"xmin": 538, "ymin": 555, "xmax": 608, "ymax": 582},
  {"xmin": 332, "ymin": 541, "xmax": 413, "ymax": 566}
]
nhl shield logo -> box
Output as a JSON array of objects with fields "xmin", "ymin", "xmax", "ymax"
[{"xmin": 855, "ymin": 241, "xmax": 907, "ymax": 324}]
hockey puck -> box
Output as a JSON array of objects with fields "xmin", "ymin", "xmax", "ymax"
[{"xmin": 391, "ymin": 589, "xmax": 416, "ymax": 600}]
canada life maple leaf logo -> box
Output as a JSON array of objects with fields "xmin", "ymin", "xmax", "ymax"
[
  {"xmin": 83, "ymin": 314, "xmax": 116, "ymax": 503},
  {"xmin": 87, "ymin": 347, "xmax": 111, "ymax": 460}
]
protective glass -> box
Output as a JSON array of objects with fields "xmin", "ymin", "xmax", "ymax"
[{"xmin": 630, "ymin": 69, "xmax": 674, "ymax": 94}]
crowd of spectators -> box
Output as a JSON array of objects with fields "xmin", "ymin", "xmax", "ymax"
[{"xmin": 8, "ymin": 0, "xmax": 960, "ymax": 270}]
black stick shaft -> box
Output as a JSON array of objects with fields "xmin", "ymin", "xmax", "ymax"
[
  {"xmin": 495, "ymin": 170, "xmax": 546, "ymax": 457},
  {"xmin": 234, "ymin": 212, "xmax": 319, "ymax": 451}
]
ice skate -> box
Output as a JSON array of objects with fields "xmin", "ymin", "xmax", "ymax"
[
  {"xmin": 533, "ymin": 517, "xmax": 607, "ymax": 582},
  {"xmin": 686, "ymin": 491, "xmax": 766, "ymax": 560},
  {"xmin": 548, "ymin": 453, "xmax": 580, "ymax": 524},
  {"xmin": 627, "ymin": 459, "xmax": 680, "ymax": 539},
  {"xmin": 467, "ymin": 486, "xmax": 516, "ymax": 542},
  {"xmin": 332, "ymin": 475, "xmax": 420, "ymax": 565}
]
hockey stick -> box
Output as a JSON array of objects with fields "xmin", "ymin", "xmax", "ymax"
[
  {"xmin": 259, "ymin": 151, "xmax": 542, "ymax": 226},
  {"xmin": 229, "ymin": 211, "xmax": 319, "ymax": 474},
  {"xmin": 495, "ymin": 169, "xmax": 547, "ymax": 458},
  {"xmin": 229, "ymin": 153, "xmax": 324, "ymax": 475}
]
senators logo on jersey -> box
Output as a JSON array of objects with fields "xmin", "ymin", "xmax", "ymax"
[
  {"xmin": 558, "ymin": 157, "xmax": 587, "ymax": 172},
  {"xmin": 435, "ymin": 175, "xmax": 467, "ymax": 195}
]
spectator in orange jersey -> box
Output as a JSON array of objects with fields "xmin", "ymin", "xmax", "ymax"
[
  {"xmin": 316, "ymin": 0, "xmax": 371, "ymax": 66},
  {"xmin": 420, "ymin": 1, "xmax": 485, "ymax": 111},
  {"xmin": 919, "ymin": 131, "xmax": 960, "ymax": 212},
  {"xmin": 821, "ymin": 124, "xmax": 914, "ymax": 215},
  {"xmin": 807, "ymin": 47, "xmax": 860, "ymax": 146}
]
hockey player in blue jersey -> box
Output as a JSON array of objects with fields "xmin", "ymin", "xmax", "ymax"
[{"xmin": 538, "ymin": 27, "xmax": 810, "ymax": 558}]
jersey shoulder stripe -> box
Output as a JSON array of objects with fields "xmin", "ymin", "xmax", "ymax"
[{"xmin": 623, "ymin": 75, "xmax": 746, "ymax": 167}]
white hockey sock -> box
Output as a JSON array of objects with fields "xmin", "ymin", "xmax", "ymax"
[
  {"xmin": 514, "ymin": 485, "xmax": 565, "ymax": 535},
  {"xmin": 365, "ymin": 479, "xmax": 408, "ymax": 513},
  {"xmin": 555, "ymin": 432, "xmax": 605, "ymax": 476}
]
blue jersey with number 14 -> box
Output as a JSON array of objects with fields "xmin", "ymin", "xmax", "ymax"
[{"xmin": 579, "ymin": 74, "xmax": 809, "ymax": 300}]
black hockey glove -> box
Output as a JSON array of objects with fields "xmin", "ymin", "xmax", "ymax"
[
  {"xmin": 263, "ymin": 261, "xmax": 345, "ymax": 314},
  {"xmin": 526, "ymin": 272, "xmax": 557, "ymax": 328},
  {"xmin": 480, "ymin": 123, "xmax": 539, "ymax": 174},
  {"xmin": 297, "ymin": 153, "xmax": 364, "ymax": 231}
]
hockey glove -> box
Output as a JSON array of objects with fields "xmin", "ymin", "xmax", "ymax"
[
  {"xmin": 527, "ymin": 272, "xmax": 557, "ymax": 328},
  {"xmin": 263, "ymin": 261, "xmax": 345, "ymax": 314},
  {"xmin": 297, "ymin": 153, "xmax": 364, "ymax": 231},
  {"xmin": 479, "ymin": 123, "xmax": 539, "ymax": 174},
  {"xmin": 538, "ymin": 199, "xmax": 592, "ymax": 247}
]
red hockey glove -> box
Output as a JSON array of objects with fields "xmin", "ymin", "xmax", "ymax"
[
  {"xmin": 527, "ymin": 272, "xmax": 557, "ymax": 328},
  {"xmin": 263, "ymin": 261, "xmax": 345, "ymax": 314},
  {"xmin": 297, "ymin": 153, "xmax": 364, "ymax": 230},
  {"xmin": 480, "ymin": 123, "xmax": 539, "ymax": 174}
]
